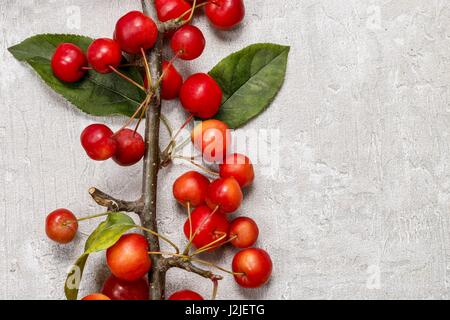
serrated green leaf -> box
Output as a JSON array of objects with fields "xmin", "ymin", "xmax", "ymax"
[
  {"xmin": 209, "ymin": 43, "xmax": 290, "ymax": 128},
  {"xmin": 64, "ymin": 212, "xmax": 136, "ymax": 300},
  {"xmin": 8, "ymin": 34, "xmax": 145, "ymax": 117}
]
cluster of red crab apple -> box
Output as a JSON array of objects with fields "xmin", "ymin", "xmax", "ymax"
[{"xmin": 45, "ymin": 0, "xmax": 272, "ymax": 300}]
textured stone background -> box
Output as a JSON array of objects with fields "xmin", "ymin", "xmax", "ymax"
[{"xmin": 1, "ymin": 0, "xmax": 450, "ymax": 300}]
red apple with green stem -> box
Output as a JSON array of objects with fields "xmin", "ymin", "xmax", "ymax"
[{"xmin": 45, "ymin": 209, "xmax": 78, "ymax": 244}]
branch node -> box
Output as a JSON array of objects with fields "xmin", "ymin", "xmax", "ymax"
[
  {"xmin": 89, "ymin": 187, "xmax": 143, "ymax": 214},
  {"xmin": 165, "ymin": 257, "xmax": 224, "ymax": 282}
]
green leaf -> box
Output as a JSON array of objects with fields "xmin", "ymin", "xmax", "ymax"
[
  {"xmin": 209, "ymin": 43, "xmax": 290, "ymax": 128},
  {"xmin": 84, "ymin": 212, "xmax": 135, "ymax": 254},
  {"xmin": 8, "ymin": 34, "xmax": 145, "ymax": 117},
  {"xmin": 65, "ymin": 254, "xmax": 88, "ymax": 301},
  {"xmin": 64, "ymin": 212, "xmax": 136, "ymax": 300}
]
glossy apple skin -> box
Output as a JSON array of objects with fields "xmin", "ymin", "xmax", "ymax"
[
  {"xmin": 81, "ymin": 293, "xmax": 111, "ymax": 300},
  {"xmin": 156, "ymin": 0, "xmax": 193, "ymax": 37},
  {"xmin": 232, "ymin": 248, "xmax": 272, "ymax": 288},
  {"xmin": 155, "ymin": 0, "xmax": 192, "ymax": 22},
  {"xmin": 183, "ymin": 206, "xmax": 229, "ymax": 249},
  {"xmin": 161, "ymin": 60, "xmax": 183, "ymax": 100},
  {"xmin": 102, "ymin": 275, "xmax": 149, "ymax": 300},
  {"xmin": 229, "ymin": 217, "xmax": 259, "ymax": 248},
  {"xmin": 219, "ymin": 153, "xmax": 254, "ymax": 188},
  {"xmin": 206, "ymin": 177, "xmax": 243, "ymax": 214},
  {"xmin": 80, "ymin": 124, "xmax": 117, "ymax": 161},
  {"xmin": 114, "ymin": 11, "xmax": 158, "ymax": 54},
  {"xmin": 205, "ymin": 0, "xmax": 245, "ymax": 30},
  {"xmin": 87, "ymin": 38, "xmax": 122, "ymax": 74},
  {"xmin": 179, "ymin": 73, "xmax": 223, "ymax": 119},
  {"xmin": 168, "ymin": 290, "xmax": 204, "ymax": 300},
  {"xmin": 173, "ymin": 171, "xmax": 210, "ymax": 207},
  {"xmin": 51, "ymin": 43, "xmax": 87, "ymax": 82},
  {"xmin": 45, "ymin": 209, "xmax": 78, "ymax": 244},
  {"xmin": 171, "ymin": 25, "xmax": 206, "ymax": 60},
  {"xmin": 191, "ymin": 119, "xmax": 230, "ymax": 163},
  {"xmin": 112, "ymin": 129, "xmax": 145, "ymax": 166},
  {"xmin": 106, "ymin": 233, "xmax": 152, "ymax": 281},
  {"xmin": 143, "ymin": 60, "xmax": 183, "ymax": 100}
]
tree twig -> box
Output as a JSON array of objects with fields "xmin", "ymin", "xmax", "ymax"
[
  {"xmin": 142, "ymin": 0, "xmax": 184, "ymax": 33},
  {"xmin": 165, "ymin": 257, "xmax": 223, "ymax": 281},
  {"xmin": 139, "ymin": 0, "xmax": 224, "ymax": 300},
  {"xmin": 88, "ymin": 187, "xmax": 143, "ymax": 213},
  {"xmin": 141, "ymin": 0, "xmax": 165, "ymax": 300}
]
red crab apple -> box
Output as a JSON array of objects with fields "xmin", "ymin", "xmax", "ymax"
[
  {"xmin": 155, "ymin": 0, "xmax": 192, "ymax": 23},
  {"xmin": 205, "ymin": 0, "xmax": 245, "ymax": 30},
  {"xmin": 206, "ymin": 177, "xmax": 243, "ymax": 214},
  {"xmin": 106, "ymin": 233, "xmax": 151, "ymax": 281},
  {"xmin": 232, "ymin": 248, "xmax": 272, "ymax": 288},
  {"xmin": 171, "ymin": 25, "xmax": 206, "ymax": 60},
  {"xmin": 191, "ymin": 119, "xmax": 230, "ymax": 162},
  {"xmin": 229, "ymin": 217, "xmax": 259, "ymax": 248},
  {"xmin": 158, "ymin": 60, "xmax": 184, "ymax": 100},
  {"xmin": 143, "ymin": 61, "xmax": 183, "ymax": 100},
  {"xmin": 180, "ymin": 73, "xmax": 223, "ymax": 119},
  {"xmin": 45, "ymin": 209, "xmax": 78, "ymax": 244},
  {"xmin": 102, "ymin": 275, "xmax": 149, "ymax": 300},
  {"xmin": 173, "ymin": 171, "xmax": 210, "ymax": 207},
  {"xmin": 183, "ymin": 205, "xmax": 229, "ymax": 249},
  {"xmin": 114, "ymin": 11, "xmax": 158, "ymax": 54},
  {"xmin": 112, "ymin": 129, "xmax": 145, "ymax": 166},
  {"xmin": 81, "ymin": 293, "xmax": 111, "ymax": 300},
  {"xmin": 219, "ymin": 153, "xmax": 254, "ymax": 188},
  {"xmin": 80, "ymin": 124, "xmax": 117, "ymax": 161},
  {"xmin": 87, "ymin": 38, "xmax": 122, "ymax": 74},
  {"xmin": 51, "ymin": 43, "xmax": 87, "ymax": 83},
  {"xmin": 168, "ymin": 290, "xmax": 204, "ymax": 300}
]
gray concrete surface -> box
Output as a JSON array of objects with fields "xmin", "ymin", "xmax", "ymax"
[{"xmin": 1, "ymin": 0, "xmax": 450, "ymax": 300}]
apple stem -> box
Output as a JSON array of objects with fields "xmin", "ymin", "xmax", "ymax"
[
  {"xmin": 109, "ymin": 65, "xmax": 147, "ymax": 92},
  {"xmin": 137, "ymin": 226, "xmax": 180, "ymax": 254},
  {"xmin": 190, "ymin": 232, "xmax": 228, "ymax": 256},
  {"xmin": 173, "ymin": 155, "xmax": 220, "ymax": 177},
  {"xmin": 76, "ymin": 211, "xmax": 111, "ymax": 222},
  {"xmin": 212, "ymin": 279, "xmax": 219, "ymax": 300},
  {"xmin": 177, "ymin": 0, "xmax": 209, "ymax": 25},
  {"xmin": 187, "ymin": 202, "xmax": 193, "ymax": 241},
  {"xmin": 183, "ymin": 205, "xmax": 219, "ymax": 255},
  {"xmin": 190, "ymin": 257, "xmax": 244, "ymax": 276},
  {"xmin": 115, "ymin": 93, "xmax": 152, "ymax": 136},
  {"xmin": 191, "ymin": 234, "xmax": 237, "ymax": 256}
]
